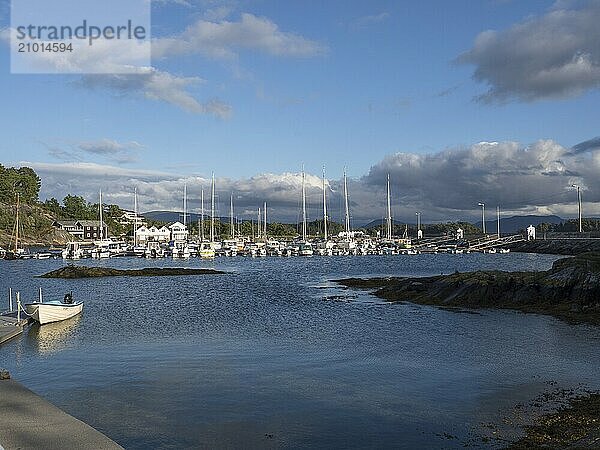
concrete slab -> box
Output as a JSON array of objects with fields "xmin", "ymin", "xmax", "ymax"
[{"xmin": 0, "ymin": 379, "xmax": 123, "ymax": 449}]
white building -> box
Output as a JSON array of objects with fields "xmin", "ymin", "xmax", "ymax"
[
  {"xmin": 169, "ymin": 222, "xmax": 189, "ymax": 242},
  {"xmin": 119, "ymin": 209, "xmax": 147, "ymax": 227},
  {"xmin": 135, "ymin": 225, "xmax": 171, "ymax": 243}
]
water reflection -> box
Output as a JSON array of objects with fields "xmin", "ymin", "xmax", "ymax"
[
  {"xmin": 26, "ymin": 314, "xmax": 82, "ymax": 355},
  {"xmin": 1, "ymin": 254, "xmax": 599, "ymax": 449}
]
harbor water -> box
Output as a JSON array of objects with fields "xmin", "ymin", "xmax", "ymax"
[{"xmin": 1, "ymin": 253, "xmax": 599, "ymax": 448}]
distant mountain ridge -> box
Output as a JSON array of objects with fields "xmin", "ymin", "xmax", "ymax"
[
  {"xmin": 475, "ymin": 215, "xmax": 565, "ymax": 233},
  {"xmin": 144, "ymin": 211, "xmax": 566, "ymax": 233},
  {"xmin": 142, "ymin": 210, "xmax": 229, "ymax": 223}
]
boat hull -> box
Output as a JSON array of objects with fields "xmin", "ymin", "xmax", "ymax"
[{"xmin": 25, "ymin": 302, "xmax": 83, "ymax": 325}]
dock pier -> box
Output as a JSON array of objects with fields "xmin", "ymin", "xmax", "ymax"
[{"xmin": 0, "ymin": 314, "xmax": 28, "ymax": 345}]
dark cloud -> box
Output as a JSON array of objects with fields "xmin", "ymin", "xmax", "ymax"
[
  {"xmin": 364, "ymin": 140, "xmax": 600, "ymax": 219},
  {"xmin": 458, "ymin": 1, "xmax": 600, "ymax": 102},
  {"xmin": 23, "ymin": 139, "xmax": 600, "ymax": 224}
]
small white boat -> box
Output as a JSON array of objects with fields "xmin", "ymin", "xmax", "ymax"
[{"xmin": 25, "ymin": 293, "xmax": 83, "ymax": 325}]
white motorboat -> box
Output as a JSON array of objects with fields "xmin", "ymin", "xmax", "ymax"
[{"xmin": 25, "ymin": 292, "xmax": 84, "ymax": 325}]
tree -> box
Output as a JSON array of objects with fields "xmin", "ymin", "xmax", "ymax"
[
  {"xmin": 44, "ymin": 197, "xmax": 62, "ymax": 216},
  {"xmin": 62, "ymin": 195, "xmax": 93, "ymax": 219},
  {"xmin": 0, "ymin": 165, "xmax": 41, "ymax": 204}
]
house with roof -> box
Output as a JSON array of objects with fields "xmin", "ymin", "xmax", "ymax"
[
  {"xmin": 119, "ymin": 209, "xmax": 147, "ymax": 227},
  {"xmin": 135, "ymin": 225, "xmax": 171, "ymax": 243},
  {"xmin": 52, "ymin": 220, "xmax": 84, "ymax": 239},
  {"xmin": 53, "ymin": 220, "xmax": 108, "ymax": 241},
  {"xmin": 169, "ymin": 222, "xmax": 188, "ymax": 242}
]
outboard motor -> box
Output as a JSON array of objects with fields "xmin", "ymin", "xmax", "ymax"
[{"xmin": 63, "ymin": 292, "xmax": 73, "ymax": 304}]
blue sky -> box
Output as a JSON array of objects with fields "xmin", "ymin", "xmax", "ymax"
[{"xmin": 1, "ymin": 0, "xmax": 600, "ymax": 222}]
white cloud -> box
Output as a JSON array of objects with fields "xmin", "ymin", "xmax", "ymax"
[
  {"xmin": 25, "ymin": 138, "xmax": 600, "ymax": 223},
  {"xmin": 458, "ymin": 1, "xmax": 600, "ymax": 102},
  {"xmin": 77, "ymin": 69, "xmax": 232, "ymax": 118},
  {"xmin": 350, "ymin": 12, "xmax": 391, "ymax": 30},
  {"xmin": 153, "ymin": 13, "xmax": 327, "ymax": 59}
]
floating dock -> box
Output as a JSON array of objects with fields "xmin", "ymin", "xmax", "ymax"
[
  {"xmin": 0, "ymin": 314, "xmax": 27, "ymax": 345},
  {"xmin": 0, "ymin": 377, "xmax": 123, "ymax": 449}
]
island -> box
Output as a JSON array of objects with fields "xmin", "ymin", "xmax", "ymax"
[
  {"xmin": 39, "ymin": 266, "xmax": 227, "ymax": 279},
  {"xmin": 335, "ymin": 252, "xmax": 600, "ymax": 325}
]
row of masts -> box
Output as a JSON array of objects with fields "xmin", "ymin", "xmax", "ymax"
[
  {"xmin": 127, "ymin": 168, "xmax": 409, "ymax": 243},
  {"xmin": 129, "ymin": 168, "xmax": 370, "ymax": 243}
]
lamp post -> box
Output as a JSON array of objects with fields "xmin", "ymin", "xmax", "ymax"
[
  {"xmin": 478, "ymin": 202, "xmax": 486, "ymax": 234},
  {"xmin": 496, "ymin": 205, "xmax": 500, "ymax": 238},
  {"xmin": 572, "ymin": 184, "xmax": 582, "ymax": 233}
]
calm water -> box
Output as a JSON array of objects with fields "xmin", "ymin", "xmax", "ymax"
[{"xmin": 1, "ymin": 253, "xmax": 599, "ymax": 449}]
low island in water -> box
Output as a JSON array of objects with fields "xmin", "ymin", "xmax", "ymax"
[
  {"xmin": 39, "ymin": 266, "xmax": 227, "ymax": 279},
  {"xmin": 336, "ymin": 252, "xmax": 600, "ymax": 325}
]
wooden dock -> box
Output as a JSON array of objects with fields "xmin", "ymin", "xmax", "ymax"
[{"xmin": 0, "ymin": 314, "xmax": 28, "ymax": 345}]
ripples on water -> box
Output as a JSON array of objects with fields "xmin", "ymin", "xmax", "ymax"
[{"xmin": 1, "ymin": 253, "xmax": 599, "ymax": 449}]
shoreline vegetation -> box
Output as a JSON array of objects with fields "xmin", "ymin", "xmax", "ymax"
[
  {"xmin": 335, "ymin": 252, "xmax": 600, "ymax": 325},
  {"xmin": 38, "ymin": 266, "xmax": 227, "ymax": 278}
]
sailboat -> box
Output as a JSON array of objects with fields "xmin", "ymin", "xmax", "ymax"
[
  {"xmin": 91, "ymin": 190, "xmax": 110, "ymax": 259},
  {"xmin": 316, "ymin": 167, "xmax": 333, "ymax": 256},
  {"xmin": 172, "ymin": 184, "xmax": 191, "ymax": 259},
  {"xmin": 298, "ymin": 168, "xmax": 314, "ymax": 256},
  {"xmin": 338, "ymin": 168, "xmax": 357, "ymax": 255},
  {"xmin": 132, "ymin": 187, "xmax": 146, "ymax": 257},
  {"xmin": 200, "ymin": 175, "xmax": 217, "ymax": 258},
  {"xmin": 4, "ymin": 193, "xmax": 27, "ymax": 260}
]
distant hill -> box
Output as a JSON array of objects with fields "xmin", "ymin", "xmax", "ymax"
[
  {"xmin": 475, "ymin": 215, "xmax": 565, "ymax": 234},
  {"xmin": 362, "ymin": 219, "xmax": 405, "ymax": 229},
  {"xmin": 142, "ymin": 210, "xmax": 229, "ymax": 224}
]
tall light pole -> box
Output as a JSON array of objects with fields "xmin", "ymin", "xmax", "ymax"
[
  {"xmin": 572, "ymin": 184, "xmax": 582, "ymax": 233},
  {"xmin": 496, "ymin": 205, "xmax": 500, "ymax": 238},
  {"xmin": 415, "ymin": 212, "xmax": 421, "ymax": 239},
  {"xmin": 478, "ymin": 202, "xmax": 486, "ymax": 234}
]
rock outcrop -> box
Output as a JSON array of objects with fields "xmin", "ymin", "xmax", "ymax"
[{"xmin": 336, "ymin": 252, "xmax": 600, "ymax": 324}]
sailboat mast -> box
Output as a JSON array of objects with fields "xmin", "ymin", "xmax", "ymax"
[
  {"xmin": 343, "ymin": 169, "xmax": 350, "ymax": 240},
  {"xmin": 210, "ymin": 173, "xmax": 215, "ymax": 242},
  {"xmin": 302, "ymin": 169, "xmax": 307, "ymax": 241},
  {"xmin": 200, "ymin": 189, "xmax": 205, "ymax": 242},
  {"xmin": 14, "ymin": 193, "xmax": 19, "ymax": 252},
  {"xmin": 257, "ymin": 208, "xmax": 261, "ymax": 239},
  {"xmin": 183, "ymin": 184, "xmax": 187, "ymax": 228},
  {"xmin": 230, "ymin": 194, "xmax": 235, "ymax": 239},
  {"xmin": 99, "ymin": 190, "xmax": 104, "ymax": 241},
  {"xmin": 386, "ymin": 174, "xmax": 392, "ymax": 240},
  {"xmin": 134, "ymin": 187, "xmax": 138, "ymax": 246},
  {"xmin": 263, "ymin": 202, "xmax": 267, "ymax": 241},
  {"xmin": 323, "ymin": 167, "xmax": 328, "ymax": 241}
]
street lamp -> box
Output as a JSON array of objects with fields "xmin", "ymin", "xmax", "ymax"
[
  {"xmin": 572, "ymin": 184, "xmax": 582, "ymax": 233},
  {"xmin": 478, "ymin": 202, "xmax": 486, "ymax": 234},
  {"xmin": 415, "ymin": 212, "xmax": 421, "ymax": 239}
]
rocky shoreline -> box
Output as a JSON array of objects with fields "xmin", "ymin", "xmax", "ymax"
[
  {"xmin": 39, "ymin": 266, "xmax": 227, "ymax": 278},
  {"xmin": 336, "ymin": 252, "xmax": 600, "ymax": 325},
  {"xmin": 507, "ymin": 392, "xmax": 600, "ymax": 449},
  {"xmin": 507, "ymin": 239, "xmax": 600, "ymax": 256}
]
